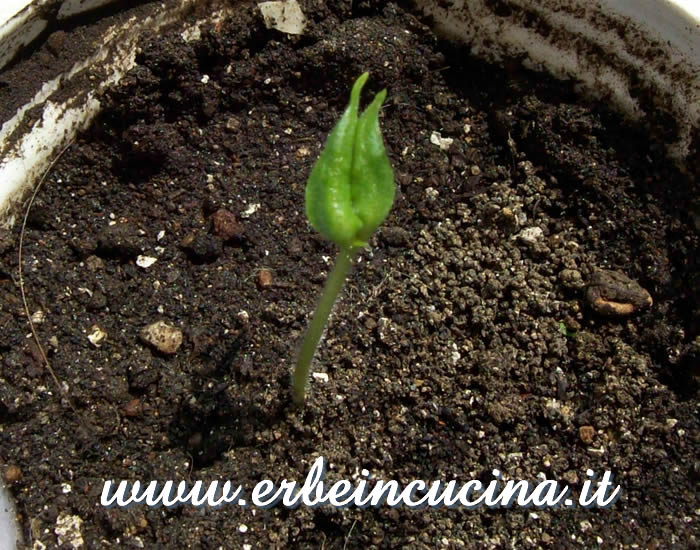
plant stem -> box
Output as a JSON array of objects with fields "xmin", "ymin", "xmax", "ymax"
[{"xmin": 292, "ymin": 246, "xmax": 356, "ymax": 406}]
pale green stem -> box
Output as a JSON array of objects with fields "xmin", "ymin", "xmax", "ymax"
[{"xmin": 292, "ymin": 246, "xmax": 357, "ymax": 406}]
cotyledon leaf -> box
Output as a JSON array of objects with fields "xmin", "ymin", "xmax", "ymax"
[{"xmin": 305, "ymin": 72, "xmax": 394, "ymax": 250}]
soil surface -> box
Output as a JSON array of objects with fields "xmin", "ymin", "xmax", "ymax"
[{"xmin": 1, "ymin": 1, "xmax": 698, "ymax": 548}]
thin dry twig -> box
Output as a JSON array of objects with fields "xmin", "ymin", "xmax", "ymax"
[
  {"xmin": 343, "ymin": 519, "xmax": 358, "ymax": 550},
  {"xmin": 18, "ymin": 140, "xmax": 79, "ymax": 413}
]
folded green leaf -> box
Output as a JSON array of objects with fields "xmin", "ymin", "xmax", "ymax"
[{"xmin": 306, "ymin": 72, "xmax": 394, "ymax": 249}]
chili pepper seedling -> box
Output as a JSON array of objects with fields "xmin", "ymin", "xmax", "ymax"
[{"xmin": 292, "ymin": 72, "xmax": 395, "ymax": 406}]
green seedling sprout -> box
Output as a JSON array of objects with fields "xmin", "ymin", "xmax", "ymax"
[{"xmin": 292, "ymin": 72, "xmax": 395, "ymax": 406}]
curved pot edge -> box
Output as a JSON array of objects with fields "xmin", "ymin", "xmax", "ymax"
[{"xmin": 0, "ymin": 0, "xmax": 213, "ymax": 227}]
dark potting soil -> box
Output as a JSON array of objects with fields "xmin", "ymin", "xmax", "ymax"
[{"xmin": 1, "ymin": 1, "xmax": 698, "ymax": 548}]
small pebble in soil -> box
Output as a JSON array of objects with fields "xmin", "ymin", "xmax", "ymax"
[
  {"xmin": 140, "ymin": 321, "xmax": 183, "ymax": 355},
  {"xmin": 518, "ymin": 226, "xmax": 544, "ymax": 246},
  {"xmin": 31, "ymin": 310, "xmax": 45, "ymax": 324},
  {"xmin": 3, "ymin": 465, "xmax": 22, "ymax": 484},
  {"xmin": 585, "ymin": 269, "xmax": 653, "ymax": 316},
  {"xmin": 259, "ymin": 0, "xmax": 306, "ymax": 35},
  {"xmin": 210, "ymin": 208, "xmax": 242, "ymax": 241},
  {"xmin": 240, "ymin": 203, "xmax": 259, "ymax": 218},
  {"xmin": 87, "ymin": 325, "xmax": 106, "ymax": 347},
  {"xmin": 430, "ymin": 131, "xmax": 453, "ymax": 150},
  {"xmin": 312, "ymin": 372, "xmax": 329, "ymax": 382},
  {"xmin": 579, "ymin": 425, "xmax": 595, "ymax": 444},
  {"xmin": 136, "ymin": 255, "xmax": 158, "ymax": 268},
  {"xmin": 257, "ymin": 268, "xmax": 273, "ymax": 289}
]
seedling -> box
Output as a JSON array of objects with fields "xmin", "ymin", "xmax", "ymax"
[{"xmin": 292, "ymin": 72, "xmax": 394, "ymax": 405}]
